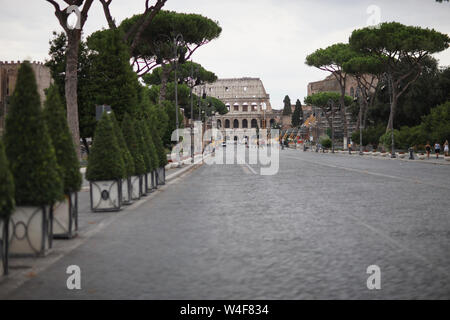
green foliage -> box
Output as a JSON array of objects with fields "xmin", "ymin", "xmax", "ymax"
[
  {"xmin": 292, "ymin": 99, "xmax": 303, "ymax": 127},
  {"xmin": 151, "ymin": 125, "xmax": 168, "ymax": 167},
  {"xmin": 87, "ymin": 28, "xmax": 140, "ymax": 122},
  {"xmin": 122, "ymin": 113, "xmax": 146, "ymax": 176},
  {"xmin": 120, "ymin": 10, "xmax": 222, "ymax": 62},
  {"xmin": 43, "ymin": 84, "xmax": 82, "ymax": 194},
  {"xmin": 351, "ymin": 124, "xmax": 386, "ymax": 146},
  {"xmin": 379, "ymin": 130, "xmax": 400, "ymax": 150},
  {"xmin": 343, "ymin": 55, "xmax": 386, "ymax": 76},
  {"xmin": 420, "ymin": 101, "xmax": 450, "ymax": 144},
  {"xmin": 306, "ymin": 43, "xmax": 357, "ymax": 70},
  {"xmin": 143, "ymin": 61, "xmax": 217, "ymax": 86},
  {"xmin": 4, "ymin": 61, "xmax": 64, "ymax": 206},
  {"xmin": 110, "ymin": 112, "xmax": 135, "ymax": 177},
  {"xmin": 283, "ymin": 95, "xmax": 291, "ymax": 115},
  {"xmin": 304, "ymin": 92, "xmax": 353, "ymax": 108},
  {"xmin": 86, "ymin": 113, "xmax": 125, "ymax": 181},
  {"xmin": 141, "ymin": 120, "xmax": 159, "ymax": 171},
  {"xmin": 162, "ymin": 100, "xmax": 184, "ymax": 146},
  {"xmin": 45, "ymin": 32, "xmax": 96, "ymax": 141},
  {"xmin": 135, "ymin": 120, "xmax": 152, "ymax": 173},
  {"xmin": 319, "ymin": 136, "xmax": 332, "ymax": 149},
  {"xmin": 350, "ymin": 22, "xmax": 450, "ymax": 57},
  {"xmin": 0, "ymin": 139, "xmax": 15, "ymax": 219}
]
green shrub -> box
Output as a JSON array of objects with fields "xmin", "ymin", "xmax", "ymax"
[
  {"xmin": 319, "ymin": 136, "xmax": 332, "ymax": 149},
  {"xmin": 86, "ymin": 113, "xmax": 125, "ymax": 181},
  {"xmin": 43, "ymin": 84, "xmax": 82, "ymax": 194},
  {"xmin": 151, "ymin": 125, "xmax": 168, "ymax": 167},
  {"xmin": 122, "ymin": 113, "xmax": 146, "ymax": 176},
  {"xmin": 135, "ymin": 120, "xmax": 152, "ymax": 173},
  {"xmin": 141, "ymin": 120, "xmax": 159, "ymax": 171},
  {"xmin": 4, "ymin": 61, "xmax": 63, "ymax": 206},
  {"xmin": 351, "ymin": 124, "xmax": 386, "ymax": 147},
  {"xmin": 0, "ymin": 139, "xmax": 15, "ymax": 219},
  {"xmin": 110, "ymin": 112, "xmax": 135, "ymax": 177}
]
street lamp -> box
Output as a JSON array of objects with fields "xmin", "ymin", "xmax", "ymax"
[
  {"xmin": 188, "ymin": 61, "xmax": 199, "ymax": 163},
  {"xmin": 382, "ymin": 73, "xmax": 396, "ymax": 158},
  {"xmin": 173, "ymin": 33, "xmax": 185, "ymax": 145},
  {"xmin": 327, "ymin": 99, "xmax": 335, "ymax": 154}
]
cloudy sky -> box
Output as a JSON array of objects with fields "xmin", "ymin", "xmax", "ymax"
[{"xmin": 1, "ymin": 0, "xmax": 449, "ymax": 109}]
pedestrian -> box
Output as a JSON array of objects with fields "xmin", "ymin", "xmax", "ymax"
[
  {"xmin": 434, "ymin": 141, "xmax": 441, "ymax": 159},
  {"xmin": 425, "ymin": 141, "xmax": 432, "ymax": 159},
  {"xmin": 444, "ymin": 140, "xmax": 449, "ymax": 157}
]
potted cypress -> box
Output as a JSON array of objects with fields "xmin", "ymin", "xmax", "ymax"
[
  {"xmin": 4, "ymin": 61, "xmax": 64, "ymax": 256},
  {"xmin": 151, "ymin": 126, "xmax": 168, "ymax": 186},
  {"xmin": 110, "ymin": 113, "xmax": 135, "ymax": 205},
  {"xmin": 86, "ymin": 113, "xmax": 125, "ymax": 212},
  {"xmin": 135, "ymin": 121, "xmax": 151, "ymax": 197},
  {"xmin": 0, "ymin": 139, "xmax": 15, "ymax": 275},
  {"xmin": 122, "ymin": 113, "xmax": 146, "ymax": 200},
  {"xmin": 43, "ymin": 85, "xmax": 82, "ymax": 238},
  {"xmin": 141, "ymin": 120, "xmax": 159, "ymax": 193}
]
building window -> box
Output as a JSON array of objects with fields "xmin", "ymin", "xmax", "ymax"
[
  {"xmin": 242, "ymin": 119, "xmax": 248, "ymax": 128},
  {"xmin": 242, "ymin": 105, "xmax": 248, "ymax": 112},
  {"xmin": 234, "ymin": 105, "xmax": 239, "ymax": 112},
  {"xmin": 251, "ymin": 119, "xmax": 258, "ymax": 128},
  {"xmin": 225, "ymin": 87, "xmax": 229, "ymax": 92},
  {"xmin": 233, "ymin": 119, "xmax": 239, "ymax": 128},
  {"xmin": 251, "ymin": 105, "xmax": 257, "ymax": 112},
  {"xmin": 244, "ymin": 86, "xmax": 247, "ymax": 91},
  {"xmin": 225, "ymin": 119, "xmax": 230, "ymax": 128}
]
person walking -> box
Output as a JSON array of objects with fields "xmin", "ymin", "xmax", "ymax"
[
  {"xmin": 425, "ymin": 142, "xmax": 432, "ymax": 159},
  {"xmin": 434, "ymin": 141, "xmax": 441, "ymax": 159},
  {"xmin": 444, "ymin": 140, "xmax": 449, "ymax": 157}
]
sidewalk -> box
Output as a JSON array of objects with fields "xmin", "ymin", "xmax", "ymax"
[
  {"xmin": 0, "ymin": 155, "xmax": 208, "ymax": 298},
  {"xmin": 289, "ymin": 146, "xmax": 450, "ymax": 166}
]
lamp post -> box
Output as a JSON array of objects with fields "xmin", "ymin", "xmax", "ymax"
[
  {"xmin": 189, "ymin": 62, "xmax": 199, "ymax": 164},
  {"xmin": 382, "ymin": 73, "xmax": 396, "ymax": 158},
  {"xmin": 327, "ymin": 99, "xmax": 335, "ymax": 154},
  {"xmin": 172, "ymin": 33, "xmax": 184, "ymax": 145}
]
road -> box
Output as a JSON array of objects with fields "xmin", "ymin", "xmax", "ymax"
[{"xmin": 3, "ymin": 147, "xmax": 450, "ymax": 299}]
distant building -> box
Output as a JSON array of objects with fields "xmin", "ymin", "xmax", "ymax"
[
  {"xmin": 0, "ymin": 61, "xmax": 52, "ymax": 134},
  {"xmin": 193, "ymin": 78, "xmax": 285, "ymax": 140},
  {"xmin": 305, "ymin": 73, "xmax": 375, "ymax": 146}
]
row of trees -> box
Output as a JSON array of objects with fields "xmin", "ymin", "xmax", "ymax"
[
  {"xmin": 45, "ymin": 1, "xmax": 222, "ymax": 158},
  {"xmin": 304, "ymin": 22, "xmax": 450, "ymax": 151}
]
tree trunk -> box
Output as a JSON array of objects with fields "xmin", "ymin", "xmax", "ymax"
[
  {"xmin": 387, "ymin": 85, "xmax": 397, "ymax": 132},
  {"xmin": 159, "ymin": 63, "xmax": 171, "ymax": 104},
  {"xmin": 66, "ymin": 30, "xmax": 81, "ymax": 160},
  {"xmin": 339, "ymin": 87, "xmax": 349, "ymax": 144}
]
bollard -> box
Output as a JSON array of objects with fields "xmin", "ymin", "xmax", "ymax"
[{"xmin": 408, "ymin": 147, "xmax": 414, "ymax": 160}]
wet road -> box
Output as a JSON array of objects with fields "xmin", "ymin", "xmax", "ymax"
[{"xmin": 4, "ymin": 148, "xmax": 450, "ymax": 299}]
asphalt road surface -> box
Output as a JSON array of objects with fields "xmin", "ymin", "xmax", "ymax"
[{"xmin": 4, "ymin": 147, "xmax": 450, "ymax": 299}]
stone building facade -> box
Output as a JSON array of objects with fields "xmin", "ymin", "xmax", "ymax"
[
  {"xmin": 0, "ymin": 61, "xmax": 52, "ymax": 134},
  {"xmin": 193, "ymin": 78, "xmax": 282, "ymax": 140},
  {"xmin": 305, "ymin": 73, "xmax": 373, "ymax": 146}
]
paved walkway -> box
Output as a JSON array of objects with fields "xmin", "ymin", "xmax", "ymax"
[{"xmin": 2, "ymin": 148, "xmax": 449, "ymax": 299}]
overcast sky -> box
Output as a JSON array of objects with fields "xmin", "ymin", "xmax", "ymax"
[{"xmin": 1, "ymin": 0, "xmax": 449, "ymax": 109}]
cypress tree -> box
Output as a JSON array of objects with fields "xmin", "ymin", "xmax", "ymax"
[
  {"xmin": 110, "ymin": 112, "xmax": 135, "ymax": 177},
  {"xmin": 135, "ymin": 120, "xmax": 152, "ymax": 173},
  {"xmin": 122, "ymin": 113, "xmax": 146, "ymax": 176},
  {"xmin": 291, "ymin": 99, "xmax": 304, "ymax": 128},
  {"xmin": 4, "ymin": 61, "xmax": 63, "ymax": 206},
  {"xmin": 142, "ymin": 120, "xmax": 159, "ymax": 171},
  {"xmin": 283, "ymin": 95, "xmax": 292, "ymax": 115},
  {"xmin": 150, "ymin": 125, "xmax": 168, "ymax": 167},
  {"xmin": 43, "ymin": 84, "xmax": 82, "ymax": 194},
  {"xmin": 0, "ymin": 139, "xmax": 14, "ymax": 219},
  {"xmin": 86, "ymin": 113, "xmax": 125, "ymax": 181}
]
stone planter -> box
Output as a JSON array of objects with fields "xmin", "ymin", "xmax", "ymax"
[
  {"xmin": 151, "ymin": 171, "xmax": 157, "ymax": 190},
  {"xmin": 89, "ymin": 180, "xmax": 122, "ymax": 212},
  {"xmin": 9, "ymin": 206, "xmax": 52, "ymax": 257},
  {"xmin": 372, "ymin": 152, "xmax": 379, "ymax": 156},
  {"xmin": 363, "ymin": 152, "xmax": 370, "ymax": 156},
  {"xmin": 0, "ymin": 218, "xmax": 9, "ymax": 275},
  {"xmin": 418, "ymin": 154, "xmax": 426, "ymax": 160},
  {"xmin": 156, "ymin": 167, "xmax": 166, "ymax": 186},
  {"xmin": 398, "ymin": 153, "xmax": 406, "ymax": 159},
  {"xmin": 52, "ymin": 192, "xmax": 78, "ymax": 239},
  {"xmin": 121, "ymin": 177, "xmax": 132, "ymax": 205},
  {"xmin": 130, "ymin": 175, "xmax": 141, "ymax": 200},
  {"xmin": 145, "ymin": 172, "xmax": 154, "ymax": 194},
  {"xmin": 380, "ymin": 152, "xmax": 388, "ymax": 157},
  {"xmin": 445, "ymin": 156, "xmax": 450, "ymax": 162},
  {"xmin": 140, "ymin": 174, "xmax": 148, "ymax": 197}
]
